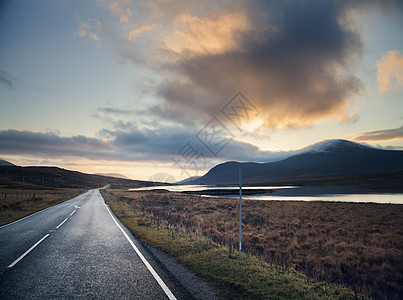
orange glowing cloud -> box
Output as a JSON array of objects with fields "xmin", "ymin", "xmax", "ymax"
[
  {"xmin": 92, "ymin": 1, "xmax": 367, "ymax": 130},
  {"xmin": 165, "ymin": 12, "xmax": 253, "ymax": 55},
  {"xmin": 152, "ymin": 1, "xmax": 364, "ymax": 129},
  {"xmin": 77, "ymin": 20, "xmax": 102, "ymax": 47},
  {"xmin": 127, "ymin": 24, "xmax": 155, "ymax": 40},
  {"xmin": 354, "ymin": 125, "xmax": 403, "ymax": 142},
  {"xmin": 377, "ymin": 49, "xmax": 403, "ymax": 92},
  {"xmin": 105, "ymin": 0, "xmax": 133, "ymax": 25}
]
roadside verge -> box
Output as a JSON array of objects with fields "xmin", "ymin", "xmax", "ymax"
[{"xmin": 101, "ymin": 189, "xmax": 361, "ymax": 299}]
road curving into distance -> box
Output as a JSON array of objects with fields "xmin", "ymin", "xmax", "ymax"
[{"xmin": 0, "ymin": 189, "xmax": 217, "ymax": 299}]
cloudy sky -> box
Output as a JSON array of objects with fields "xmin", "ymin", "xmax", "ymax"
[{"xmin": 1, "ymin": 0, "xmax": 403, "ymax": 181}]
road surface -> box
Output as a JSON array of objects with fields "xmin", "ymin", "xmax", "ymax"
[{"xmin": 0, "ymin": 189, "xmax": 217, "ymax": 299}]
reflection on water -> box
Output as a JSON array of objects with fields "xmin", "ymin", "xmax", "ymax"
[
  {"xmin": 239, "ymin": 193, "xmax": 403, "ymax": 204},
  {"xmin": 130, "ymin": 185, "xmax": 296, "ymax": 192},
  {"xmin": 130, "ymin": 185, "xmax": 403, "ymax": 204}
]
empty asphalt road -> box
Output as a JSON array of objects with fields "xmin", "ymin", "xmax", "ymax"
[{"xmin": 0, "ymin": 189, "xmax": 216, "ymax": 299}]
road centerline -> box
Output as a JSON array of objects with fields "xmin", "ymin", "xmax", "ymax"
[
  {"xmin": 7, "ymin": 234, "xmax": 50, "ymax": 268},
  {"xmin": 56, "ymin": 218, "xmax": 69, "ymax": 229},
  {"xmin": 6, "ymin": 208, "xmax": 79, "ymax": 268}
]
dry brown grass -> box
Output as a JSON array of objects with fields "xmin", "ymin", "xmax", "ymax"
[
  {"xmin": 0, "ymin": 188, "xmax": 84, "ymax": 226},
  {"xmin": 106, "ymin": 190, "xmax": 403, "ymax": 300}
]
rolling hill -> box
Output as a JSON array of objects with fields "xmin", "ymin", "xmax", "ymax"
[
  {"xmin": 95, "ymin": 173, "xmax": 131, "ymax": 180},
  {"xmin": 0, "ymin": 166, "xmax": 153, "ymax": 189},
  {"xmin": 192, "ymin": 139, "xmax": 403, "ymax": 188},
  {"xmin": 0, "ymin": 159, "xmax": 15, "ymax": 166}
]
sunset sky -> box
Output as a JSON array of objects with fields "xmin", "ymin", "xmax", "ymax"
[{"xmin": 1, "ymin": 0, "xmax": 403, "ymax": 181}]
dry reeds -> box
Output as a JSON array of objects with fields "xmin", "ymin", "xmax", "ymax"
[{"xmin": 107, "ymin": 190, "xmax": 403, "ymax": 299}]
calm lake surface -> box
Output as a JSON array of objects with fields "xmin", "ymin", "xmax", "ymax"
[{"xmin": 130, "ymin": 185, "xmax": 403, "ymax": 204}]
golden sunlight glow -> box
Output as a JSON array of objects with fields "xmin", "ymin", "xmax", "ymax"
[
  {"xmin": 127, "ymin": 24, "xmax": 155, "ymax": 40},
  {"xmin": 107, "ymin": 0, "xmax": 133, "ymax": 25},
  {"xmin": 165, "ymin": 12, "xmax": 252, "ymax": 55}
]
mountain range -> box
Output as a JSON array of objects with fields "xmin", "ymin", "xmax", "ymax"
[
  {"xmin": 191, "ymin": 139, "xmax": 403, "ymax": 188},
  {"xmin": 2, "ymin": 139, "xmax": 403, "ymax": 189}
]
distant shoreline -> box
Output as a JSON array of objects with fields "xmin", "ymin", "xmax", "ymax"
[
  {"xmin": 182, "ymin": 188, "xmax": 274, "ymax": 196},
  {"xmin": 129, "ymin": 186, "xmax": 403, "ymax": 204}
]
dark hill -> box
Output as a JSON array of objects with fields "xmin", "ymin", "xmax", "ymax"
[
  {"xmin": 95, "ymin": 173, "xmax": 131, "ymax": 180},
  {"xmin": 193, "ymin": 140, "xmax": 403, "ymax": 188},
  {"xmin": 0, "ymin": 166, "xmax": 153, "ymax": 189},
  {"xmin": 0, "ymin": 159, "xmax": 15, "ymax": 166}
]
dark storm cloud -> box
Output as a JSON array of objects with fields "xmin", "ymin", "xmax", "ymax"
[
  {"xmin": 155, "ymin": 0, "xmax": 367, "ymax": 128},
  {"xmin": 0, "ymin": 130, "xmax": 112, "ymax": 159},
  {"xmin": 85, "ymin": 0, "xmax": 403, "ymax": 133},
  {"xmin": 0, "ymin": 128, "xmax": 187, "ymax": 162},
  {"xmin": 89, "ymin": 0, "xmax": 402, "ymax": 130},
  {"xmin": 0, "ymin": 127, "xmax": 289, "ymax": 164},
  {"xmin": 107, "ymin": 126, "xmax": 195, "ymax": 159},
  {"xmin": 341, "ymin": 0, "xmax": 403, "ymax": 12}
]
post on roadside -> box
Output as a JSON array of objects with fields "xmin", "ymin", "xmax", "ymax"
[{"xmin": 239, "ymin": 163, "xmax": 242, "ymax": 260}]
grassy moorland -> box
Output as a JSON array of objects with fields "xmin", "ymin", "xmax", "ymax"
[
  {"xmin": 100, "ymin": 190, "xmax": 403, "ymax": 299},
  {"xmin": 0, "ymin": 188, "xmax": 84, "ymax": 226}
]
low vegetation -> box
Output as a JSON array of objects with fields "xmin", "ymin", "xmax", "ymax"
[
  {"xmin": 101, "ymin": 190, "xmax": 399, "ymax": 299},
  {"xmin": 0, "ymin": 188, "xmax": 84, "ymax": 226}
]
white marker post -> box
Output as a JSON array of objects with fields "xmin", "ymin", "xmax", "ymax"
[{"xmin": 239, "ymin": 164, "xmax": 242, "ymax": 260}]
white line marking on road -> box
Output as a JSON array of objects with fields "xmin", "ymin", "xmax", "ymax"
[
  {"xmin": 103, "ymin": 201, "xmax": 177, "ymax": 300},
  {"xmin": 7, "ymin": 234, "xmax": 50, "ymax": 268},
  {"xmin": 70, "ymin": 210, "xmax": 76, "ymax": 217},
  {"xmin": 56, "ymin": 218, "xmax": 68, "ymax": 229},
  {"xmin": 0, "ymin": 190, "xmax": 91, "ymax": 229}
]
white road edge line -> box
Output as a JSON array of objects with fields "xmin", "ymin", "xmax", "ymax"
[
  {"xmin": 56, "ymin": 218, "xmax": 69, "ymax": 229},
  {"xmin": 70, "ymin": 210, "xmax": 76, "ymax": 217},
  {"xmin": 0, "ymin": 206, "xmax": 54, "ymax": 229},
  {"xmin": 0, "ymin": 190, "xmax": 90, "ymax": 229},
  {"xmin": 103, "ymin": 200, "xmax": 177, "ymax": 300},
  {"xmin": 7, "ymin": 234, "xmax": 50, "ymax": 268}
]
